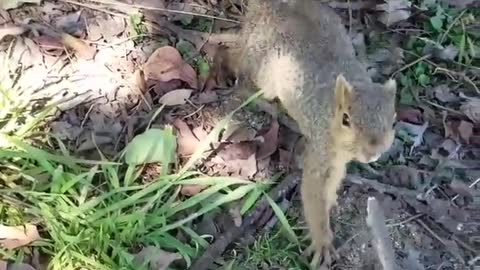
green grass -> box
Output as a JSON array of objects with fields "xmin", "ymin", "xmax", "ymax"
[
  {"xmin": 397, "ymin": 2, "xmax": 479, "ymax": 105},
  {"xmin": 0, "ymin": 47, "xmax": 271, "ymax": 269}
]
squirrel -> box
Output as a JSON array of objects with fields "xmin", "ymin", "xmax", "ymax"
[{"xmin": 232, "ymin": 0, "xmax": 398, "ymax": 267}]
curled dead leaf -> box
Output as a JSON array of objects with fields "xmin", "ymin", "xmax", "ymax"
[
  {"xmin": 396, "ymin": 106, "xmax": 423, "ymax": 124},
  {"xmin": 449, "ymin": 179, "xmax": 473, "ymax": 201},
  {"xmin": 256, "ymin": 119, "xmax": 279, "ymax": 159},
  {"xmin": 444, "ymin": 120, "xmax": 473, "ymax": 144},
  {"xmin": 376, "ymin": 0, "xmax": 412, "ymax": 27},
  {"xmin": 61, "ymin": 33, "xmax": 96, "ymax": 60},
  {"xmin": 0, "ymin": 224, "xmax": 41, "ymax": 250},
  {"xmin": 181, "ymin": 184, "xmax": 205, "ymax": 196},
  {"xmin": 144, "ymin": 46, "xmax": 198, "ymax": 90},
  {"xmin": 172, "ymin": 118, "xmax": 200, "ymax": 157},
  {"xmin": 135, "ymin": 69, "xmax": 147, "ymax": 93},
  {"xmin": 159, "ymin": 89, "xmax": 193, "ymax": 106},
  {"xmin": 460, "ymin": 94, "xmax": 480, "ymax": 124},
  {"xmin": 0, "ymin": 25, "xmax": 26, "ymax": 41},
  {"xmin": 383, "ymin": 165, "xmax": 422, "ymax": 189}
]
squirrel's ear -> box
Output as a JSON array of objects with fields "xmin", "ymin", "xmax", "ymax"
[
  {"xmin": 383, "ymin": 79, "xmax": 397, "ymax": 95},
  {"xmin": 335, "ymin": 74, "xmax": 353, "ymax": 109}
]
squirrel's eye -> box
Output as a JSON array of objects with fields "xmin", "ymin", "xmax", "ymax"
[{"xmin": 342, "ymin": 113, "xmax": 350, "ymax": 127}]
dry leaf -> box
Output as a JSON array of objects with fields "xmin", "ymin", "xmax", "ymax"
[
  {"xmin": 192, "ymin": 125, "xmax": 208, "ymax": 142},
  {"xmin": 217, "ymin": 142, "xmax": 257, "ymax": 161},
  {"xmin": 0, "ymin": 25, "xmax": 26, "ymax": 41},
  {"xmin": 133, "ymin": 246, "xmax": 181, "ymax": 270},
  {"xmin": 135, "ymin": 69, "xmax": 147, "ymax": 93},
  {"xmin": 193, "ymin": 90, "xmax": 218, "ymax": 104},
  {"xmin": 159, "ymin": 89, "xmax": 193, "ymax": 106},
  {"xmin": 256, "ymin": 119, "xmax": 279, "ymax": 159},
  {"xmin": 383, "ymin": 165, "xmax": 422, "ymax": 189},
  {"xmin": 61, "ymin": 33, "xmax": 96, "ymax": 60},
  {"xmin": 228, "ymin": 206, "xmax": 242, "ymax": 227},
  {"xmin": 449, "ymin": 179, "xmax": 473, "ymax": 200},
  {"xmin": 0, "ymin": 224, "xmax": 41, "ymax": 250},
  {"xmin": 172, "ymin": 118, "xmax": 200, "ymax": 156},
  {"xmin": 181, "ymin": 184, "xmax": 205, "ymax": 196},
  {"xmin": 224, "ymin": 153, "xmax": 257, "ymax": 178},
  {"xmin": 460, "ymin": 94, "xmax": 480, "ymax": 124},
  {"xmin": 0, "ymin": 0, "xmax": 40, "ymax": 10},
  {"xmin": 377, "ymin": 0, "xmax": 412, "ymax": 27},
  {"xmin": 395, "ymin": 120, "xmax": 428, "ymax": 153},
  {"xmin": 144, "ymin": 46, "xmax": 198, "ymax": 90},
  {"xmin": 431, "ymin": 139, "xmax": 459, "ymax": 160},
  {"xmin": 444, "ymin": 120, "xmax": 473, "ymax": 144},
  {"xmin": 55, "ymin": 11, "xmax": 84, "ymax": 36},
  {"xmin": 32, "ymin": 35, "xmax": 64, "ymax": 56},
  {"xmin": 396, "ymin": 106, "xmax": 423, "ymax": 124},
  {"xmin": 433, "ymin": 84, "xmax": 457, "ymax": 103}
]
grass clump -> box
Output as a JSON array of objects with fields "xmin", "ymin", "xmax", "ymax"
[{"xmin": 0, "ymin": 48, "xmax": 266, "ymax": 269}]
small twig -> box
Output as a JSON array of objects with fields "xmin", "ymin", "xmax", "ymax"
[
  {"xmin": 440, "ymin": 9, "xmax": 467, "ymax": 44},
  {"xmin": 451, "ymin": 177, "xmax": 480, "ymax": 202},
  {"xmin": 421, "ymin": 99, "xmax": 463, "ymax": 115},
  {"xmin": 327, "ymin": 0, "xmax": 376, "ymax": 10},
  {"xmin": 344, "ymin": 175, "xmax": 419, "ymax": 198},
  {"xmin": 415, "ymin": 218, "xmax": 465, "ymax": 263},
  {"xmin": 387, "ymin": 213, "xmax": 424, "ymax": 227},
  {"xmin": 366, "ymin": 197, "xmax": 398, "ymax": 270},
  {"xmin": 392, "ymin": 54, "xmax": 431, "ymax": 77}
]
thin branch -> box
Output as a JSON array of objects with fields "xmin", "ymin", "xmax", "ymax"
[{"xmin": 366, "ymin": 197, "xmax": 399, "ymax": 270}]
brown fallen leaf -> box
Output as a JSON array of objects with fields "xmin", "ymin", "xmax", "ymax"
[
  {"xmin": 61, "ymin": 33, "xmax": 96, "ymax": 60},
  {"xmin": 133, "ymin": 246, "xmax": 182, "ymax": 270},
  {"xmin": 433, "ymin": 84, "xmax": 457, "ymax": 103},
  {"xmin": 396, "ymin": 106, "xmax": 423, "ymax": 124},
  {"xmin": 444, "ymin": 120, "xmax": 473, "ymax": 144},
  {"xmin": 192, "ymin": 125, "xmax": 208, "ymax": 142},
  {"xmin": 217, "ymin": 142, "xmax": 257, "ymax": 161},
  {"xmin": 135, "ymin": 69, "xmax": 147, "ymax": 93},
  {"xmin": 181, "ymin": 184, "xmax": 205, "ymax": 196},
  {"xmin": 376, "ymin": 0, "xmax": 412, "ymax": 27},
  {"xmin": 172, "ymin": 118, "xmax": 200, "ymax": 156},
  {"xmin": 144, "ymin": 46, "xmax": 198, "ymax": 90},
  {"xmin": 256, "ymin": 120, "xmax": 279, "ymax": 160},
  {"xmin": 32, "ymin": 35, "xmax": 64, "ymax": 56},
  {"xmin": 448, "ymin": 179, "xmax": 473, "ymax": 200},
  {"xmin": 0, "ymin": 25, "xmax": 26, "ymax": 41},
  {"xmin": 224, "ymin": 153, "xmax": 258, "ymax": 178},
  {"xmin": 203, "ymin": 44, "xmax": 237, "ymax": 91},
  {"xmin": 193, "ymin": 90, "xmax": 218, "ymax": 105},
  {"xmin": 460, "ymin": 94, "xmax": 480, "ymax": 124},
  {"xmin": 431, "ymin": 139, "xmax": 459, "ymax": 160},
  {"xmin": 213, "ymin": 141, "xmax": 258, "ymax": 178},
  {"xmin": 0, "ymin": 224, "xmax": 41, "ymax": 250},
  {"xmin": 228, "ymin": 206, "xmax": 242, "ymax": 227},
  {"xmin": 159, "ymin": 89, "xmax": 193, "ymax": 106},
  {"xmin": 383, "ymin": 165, "xmax": 422, "ymax": 189}
]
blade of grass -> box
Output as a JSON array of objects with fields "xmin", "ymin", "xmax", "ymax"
[{"xmin": 264, "ymin": 193, "xmax": 299, "ymax": 245}]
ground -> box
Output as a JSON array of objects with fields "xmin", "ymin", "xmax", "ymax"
[{"xmin": 0, "ymin": 0, "xmax": 479, "ymax": 270}]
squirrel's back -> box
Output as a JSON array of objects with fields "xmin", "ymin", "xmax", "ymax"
[{"xmin": 239, "ymin": 0, "xmax": 371, "ymax": 138}]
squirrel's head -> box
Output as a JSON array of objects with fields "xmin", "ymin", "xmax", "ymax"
[{"xmin": 332, "ymin": 74, "xmax": 397, "ymax": 163}]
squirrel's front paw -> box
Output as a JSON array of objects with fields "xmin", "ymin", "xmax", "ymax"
[{"xmin": 303, "ymin": 230, "xmax": 338, "ymax": 269}]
